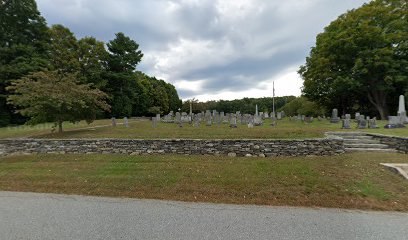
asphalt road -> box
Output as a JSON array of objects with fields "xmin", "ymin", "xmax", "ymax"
[{"xmin": 0, "ymin": 191, "xmax": 407, "ymax": 240}]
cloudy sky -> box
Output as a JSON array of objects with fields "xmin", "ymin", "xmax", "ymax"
[{"xmin": 37, "ymin": 0, "xmax": 369, "ymax": 101}]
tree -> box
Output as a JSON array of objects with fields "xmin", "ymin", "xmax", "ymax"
[
  {"xmin": 78, "ymin": 37, "xmax": 109, "ymax": 88},
  {"xmin": 7, "ymin": 71, "xmax": 110, "ymax": 133},
  {"xmin": 299, "ymin": 0, "xmax": 408, "ymax": 119},
  {"xmin": 280, "ymin": 97, "xmax": 325, "ymax": 117},
  {"xmin": 105, "ymin": 32, "xmax": 143, "ymax": 117},
  {"xmin": 48, "ymin": 24, "xmax": 79, "ymax": 74},
  {"xmin": 0, "ymin": 0, "xmax": 49, "ymax": 126}
]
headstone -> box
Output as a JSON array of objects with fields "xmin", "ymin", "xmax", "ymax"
[
  {"xmin": 175, "ymin": 112, "xmax": 181, "ymax": 124},
  {"xmin": 385, "ymin": 116, "xmax": 405, "ymax": 128},
  {"xmin": 330, "ymin": 109, "xmax": 340, "ymax": 123},
  {"xmin": 163, "ymin": 113, "xmax": 174, "ymax": 123},
  {"xmin": 317, "ymin": 116, "xmax": 322, "ymax": 121},
  {"xmin": 111, "ymin": 117, "xmax": 117, "ymax": 127},
  {"xmin": 358, "ymin": 119, "xmax": 367, "ymax": 129},
  {"xmin": 255, "ymin": 105, "xmax": 259, "ymax": 116},
  {"xmin": 205, "ymin": 111, "xmax": 212, "ymax": 126},
  {"xmin": 398, "ymin": 95, "xmax": 408, "ymax": 124},
  {"xmin": 368, "ymin": 117, "xmax": 378, "ymax": 129},
  {"xmin": 230, "ymin": 114, "xmax": 237, "ymax": 128},
  {"xmin": 193, "ymin": 114, "xmax": 200, "ymax": 127},
  {"xmin": 277, "ymin": 112, "xmax": 282, "ymax": 120},
  {"xmin": 123, "ymin": 117, "xmax": 129, "ymax": 128},
  {"xmin": 342, "ymin": 119, "xmax": 351, "ymax": 129},
  {"xmin": 355, "ymin": 112, "xmax": 360, "ymax": 121},
  {"xmin": 304, "ymin": 117, "xmax": 313, "ymax": 123},
  {"xmin": 345, "ymin": 114, "xmax": 351, "ymax": 120},
  {"xmin": 253, "ymin": 114, "xmax": 263, "ymax": 126},
  {"xmin": 181, "ymin": 112, "xmax": 190, "ymax": 123},
  {"xmin": 152, "ymin": 117, "xmax": 157, "ymax": 128},
  {"xmin": 156, "ymin": 114, "xmax": 161, "ymax": 122}
]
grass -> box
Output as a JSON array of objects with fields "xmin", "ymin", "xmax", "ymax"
[
  {"xmin": 0, "ymin": 152, "xmax": 407, "ymax": 211},
  {"xmin": 0, "ymin": 118, "xmax": 407, "ymax": 139}
]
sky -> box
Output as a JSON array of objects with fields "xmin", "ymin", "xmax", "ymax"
[{"xmin": 36, "ymin": 0, "xmax": 370, "ymax": 101}]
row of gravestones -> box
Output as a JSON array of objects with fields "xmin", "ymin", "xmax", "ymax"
[
  {"xmin": 158, "ymin": 110, "xmax": 288, "ymax": 128},
  {"xmin": 330, "ymin": 95, "xmax": 408, "ymax": 129}
]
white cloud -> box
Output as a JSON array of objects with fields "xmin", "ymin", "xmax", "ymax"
[{"xmin": 37, "ymin": 0, "xmax": 369, "ymax": 100}]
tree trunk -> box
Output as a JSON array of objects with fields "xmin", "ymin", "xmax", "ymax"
[
  {"xmin": 367, "ymin": 91, "xmax": 389, "ymax": 120},
  {"xmin": 58, "ymin": 120, "xmax": 63, "ymax": 133}
]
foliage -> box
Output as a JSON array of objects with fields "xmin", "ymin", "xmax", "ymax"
[
  {"xmin": 299, "ymin": 0, "xmax": 408, "ymax": 119},
  {"xmin": 280, "ymin": 97, "xmax": 325, "ymax": 117},
  {"xmin": 0, "ymin": 0, "xmax": 49, "ymax": 126},
  {"xmin": 105, "ymin": 32, "xmax": 144, "ymax": 117},
  {"xmin": 0, "ymin": 2, "xmax": 182, "ymax": 126},
  {"xmin": 6, "ymin": 71, "xmax": 110, "ymax": 132},
  {"xmin": 181, "ymin": 96, "xmax": 296, "ymax": 114}
]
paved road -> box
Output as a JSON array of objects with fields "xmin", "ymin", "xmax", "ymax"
[{"xmin": 0, "ymin": 191, "xmax": 407, "ymax": 240}]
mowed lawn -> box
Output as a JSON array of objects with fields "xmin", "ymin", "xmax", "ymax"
[
  {"xmin": 0, "ymin": 153, "xmax": 407, "ymax": 211},
  {"xmin": 1, "ymin": 118, "xmax": 407, "ymax": 139}
]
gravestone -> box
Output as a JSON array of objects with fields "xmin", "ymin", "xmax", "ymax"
[
  {"xmin": 264, "ymin": 112, "xmax": 269, "ymax": 118},
  {"xmin": 342, "ymin": 119, "xmax": 351, "ymax": 129},
  {"xmin": 156, "ymin": 114, "xmax": 161, "ymax": 122},
  {"xmin": 355, "ymin": 112, "xmax": 360, "ymax": 121},
  {"xmin": 175, "ymin": 112, "xmax": 181, "ymax": 124},
  {"xmin": 385, "ymin": 116, "xmax": 399, "ymax": 128},
  {"xmin": 205, "ymin": 111, "xmax": 212, "ymax": 126},
  {"xmin": 358, "ymin": 119, "xmax": 367, "ymax": 129},
  {"xmin": 271, "ymin": 112, "xmax": 276, "ymax": 119},
  {"xmin": 152, "ymin": 117, "xmax": 157, "ymax": 128},
  {"xmin": 277, "ymin": 112, "xmax": 282, "ymax": 120},
  {"xmin": 255, "ymin": 105, "xmax": 259, "ymax": 116},
  {"xmin": 163, "ymin": 113, "xmax": 174, "ymax": 123},
  {"xmin": 230, "ymin": 114, "xmax": 237, "ymax": 128},
  {"xmin": 181, "ymin": 112, "xmax": 190, "ymax": 123},
  {"xmin": 111, "ymin": 117, "xmax": 117, "ymax": 127},
  {"xmin": 297, "ymin": 114, "xmax": 301, "ymax": 121},
  {"xmin": 398, "ymin": 95, "xmax": 408, "ymax": 124},
  {"xmin": 317, "ymin": 116, "xmax": 322, "ymax": 121},
  {"xmin": 369, "ymin": 117, "xmax": 378, "ymax": 129},
  {"xmin": 193, "ymin": 114, "xmax": 200, "ymax": 127},
  {"xmin": 253, "ymin": 115, "xmax": 263, "ymax": 126},
  {"xmin": 304, "ymin": 117, "xmax": 313, "ymax": 124},
  {"xmin": 124, "ymin": 117, "xmax": 129, "ymax": 128},
  {"xmin": 330, "ymin": 109, "xmax": 340, "ymax": 123},
  {"xmin": 345, "ymin": 114, "xmax": 351, "ymax": 120}
]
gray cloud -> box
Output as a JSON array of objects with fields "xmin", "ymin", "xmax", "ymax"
[{"xmin": 36, "ymin": 0, "xmax": 369, "ymax": 100}]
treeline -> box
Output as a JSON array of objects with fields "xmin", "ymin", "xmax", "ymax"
[
  {"xmin": 0, "ymin": 0, "xmax": 181, "ymax": 127},
  {"xmin": 181, "ymin": 96, "xmax": 296, "ymax": 114}
]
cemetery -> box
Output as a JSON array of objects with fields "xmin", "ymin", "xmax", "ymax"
[
  {"xmin": 1, "ymin": 96, "xmax": 408, "ymax": 157},
  {"xmin": 0, "ymin": 0, "xmax": 407, "ymax": 214}
]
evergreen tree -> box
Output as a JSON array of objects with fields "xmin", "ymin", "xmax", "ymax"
[{"xmin": 0, "ymin": 0, "xmax": 49, "ymax": 126}]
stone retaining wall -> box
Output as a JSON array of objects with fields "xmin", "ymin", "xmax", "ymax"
[
  {"xmin": 0, "ymin": 138, "xmax": 345, "ymax": 157},
  {"xmin": 368, "ymin": 134, "xmax": 408, "ymax": 153}
]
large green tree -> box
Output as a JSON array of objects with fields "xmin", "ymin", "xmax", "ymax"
[
  {"xmin": 0, "ymin": 0, "xmax": 49, "ymax": 126},
  {"xmin": 105, "ymin": 32, "xmax": 143, "ymax": 117},
  {"xmin": 7, "ymin": 71, "xmax": 110, "ymax": 133},
  {"xmin": 299, "ymin": 0, "xmax": 408, "ymax": 119}
]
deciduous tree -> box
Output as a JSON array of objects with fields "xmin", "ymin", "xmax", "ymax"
[
  {"xmin": 7, "ymin": 71, "xmax": 110, "ymax": 133},
  {"xmin": 300, "ymin": 0, "xmax": 408, "ymax": 119}
]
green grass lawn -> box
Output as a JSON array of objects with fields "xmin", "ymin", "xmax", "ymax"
[
  {"xmin": 0, "ymin": 152, "xmax": 407, "ymax": 211},
  {"xmin": 1, "ymin": 118, "xmax": 407, "ymax": 139}
]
